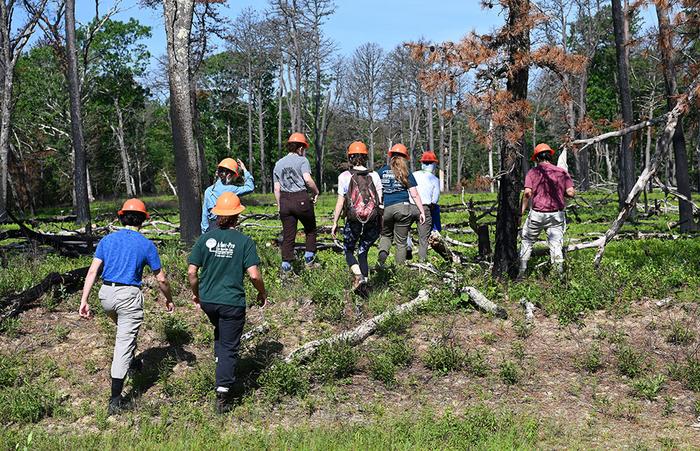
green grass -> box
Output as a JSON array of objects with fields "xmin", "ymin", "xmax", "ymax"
[
  {"xmin": 0, "ymin": 405, "xmax": 540, "ymax": 450},
  {"xmin": 258, "ymin": 360, "xmax": 309, "ymax": 402}
]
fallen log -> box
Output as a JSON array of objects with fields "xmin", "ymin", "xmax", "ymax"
[
  {"xmin": 593, "ymin": 76, "xmax": 700, "ymax": 267},
  {"xmin": 7, "ymin": 211, "xmax": 93, "ymax": 256},
  {"xmin": 428, "ymin": 231, "xmax": 463, "ymax": 264},
  {"xmin": 285, "ymin": 289, "xmax": 432, "ymax": 363},
  {"xmin": 520, "ymin": 298, "xmax": 535, "ymax": 324},
  {"xmin": 240, "ymin": 322, "xmax": 270, "ymax": 343},
  {"xmin": 0, "ymin": 266, "xmax": 89, "ymax": 323},
  {"xmin": 461, "ymin": 286, "xmax": 507, "ymax": 319}
]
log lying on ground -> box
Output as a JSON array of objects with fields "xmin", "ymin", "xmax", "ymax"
[
  {"xmin": 240, "ymin": 323, "xmax": 270, "ymax": 343},
  {"xmin": 428, "ymin": 231, "xmax": 464, "ymax": 264},
  {"xmin": 0, "ymin": 229, "xmax": 24, "ymax": 241},
  {"xmin": 7, "ymin": 211, "xmax": 95, "ymax": 256},
  {"xmin": 285, "ymin": 289, "xmax": 432, "ymax": 363},
  {"xmin": 593, "ymin": 76, "xmax": 700, "ymax": 267},
  {"xmin": 461, "ymin": 286, "xmax": 507, "ymax": 319},
  {"xmin": 0, "ymin": 266, "xmax": 89, "ymax": 322},
  {"xmin": 520, "ymin": 298, "xmax": 535, "ymax": 324}
]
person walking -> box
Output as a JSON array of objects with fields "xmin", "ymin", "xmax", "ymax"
[
  {"xmin": 377, "ymin": 143, "xmax": 427, "ymax": 266},
  {"xmin": 273, "ymin": 132, "xmax": 320, "ymax": 272},
  {"xmin": 78, "ymin": 198, "xmax": 174, "ymax": 415},
  {"xmin": 410, "ymin": 151, "xmax": 441, "ymax": 261},
  {"xmin": 201, "ymin": 158, "xmax": 255, "ymax": 233},
  {"xmin": 331, "ymin": 141, "xmax": 383, "ymax": 295},
  {"xmin": 187, "ymin": 192, "xmax": 267, "ymax": 414},
  {"xmin": 518, "ymin": 143, "xmax": 575, "ymax": 278}
]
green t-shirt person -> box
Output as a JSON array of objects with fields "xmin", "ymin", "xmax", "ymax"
[{"xmin": 187, "ymin": 228, "xmax": 260, "ymax": 307}]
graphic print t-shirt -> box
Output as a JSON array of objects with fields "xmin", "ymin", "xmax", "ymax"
[
  {"xmin": 273, "ymin": 153, "xmax": 311, "ymax": 193},
  {"xmin": 376, "ymin": 165, "xmax": 417, "ymax": 207},
  {"xmin": 187, "ymin": 228, "xmax": 260, "ymax": 307}
]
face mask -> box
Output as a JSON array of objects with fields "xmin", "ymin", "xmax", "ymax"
[{"xmin": 421, "ymin": 163, "xmax": 435, "ymax": 173}]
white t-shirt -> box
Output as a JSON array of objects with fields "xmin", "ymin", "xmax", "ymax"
[
  {"xmin": 337, "ymin": 166, "xmax": 383, "ymax": 199},
  {"xmin": 410, "ymin": 170, "xmax": 440, "ymax": 205}
]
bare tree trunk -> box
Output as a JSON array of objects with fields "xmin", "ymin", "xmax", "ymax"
[
  {"xmin": 247, "ymin": 70, "xmax": 254, "ymax": 174},
  {"xmin": 611, "ymin": 0, "xmax": 635, "ymax": 214},
  {"xmin": 488, "ymin": 117, "xmax": 495, "ymax": 193},
  {"xmin": 447, "ymin": 115, "xmax": 453, "ymax": 189},
  {"xmin": 577, "ymin": 68, "xmax": 591, "ymax": 191},
  {"xmin": 493, "ymin": 0, "xmax": 530, "ymax": 280},
  {"xmin": 256, "ymin": 87, "xmax": 267, "ymax": 193},
  {"xmin": 0, "ymin": 63, "xmax": 12, "ymax": 216},
  {"xmin": 112, "ymin": 98, "xmax": 134, "ymax": 198},
  {"xmin": 226, "ymin": 117, "xmax": 231, "ymax": 154},
  {"xmin": 65, "ymin": 0, "xmax": 90, "ymax": 227},
  {"xmin": 457, "ymin": 123, "xmax": 463, "ymax": 184},
  {"xmin": 278, "ymin": 57, "xmax": 283, "ymax": 160},
  {"xmin": 163, "ymin": 0, "xmax": 201, "ymax": 244},
  {"xmin": 438, "ymin": 91, "xmax": 446, "ymax": 191},
  {"xmin": 656, "ymin": 1, "xmax": 693, "ymax": 231}
]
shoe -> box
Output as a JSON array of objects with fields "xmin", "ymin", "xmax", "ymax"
[
  {"xmin": 304, "ymin": 252, "xmax": 319, "ymax": 268},
  {"xmin": 107, "ymin": 396, "xmax": 131, "ymax": 416},
  {"xmin": 216, "ymin": 392, "xmax": 233, "ymax": 415},
  {"xmin": 281, "ymin": 261, "xmax": 293, "ymax": 272}
]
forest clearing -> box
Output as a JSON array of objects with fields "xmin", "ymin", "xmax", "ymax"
[{"xmin": 0, "ymin": 0, "xmax": 700, "ymax": 449}]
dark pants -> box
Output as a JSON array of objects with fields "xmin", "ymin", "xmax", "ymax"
[
  {"xmin": 343, "ymin": 217, "xmax": 380, "ymax": 277},
  {"xmin": 200, "ymin": 302, "xmax": 246, "ymax": 389},
  {"xmin": 279, "ymin": 191, "xmax": 317, "ymax": 262}
]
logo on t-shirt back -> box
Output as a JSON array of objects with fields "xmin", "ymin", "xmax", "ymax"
[{"xmin": 206, "ymin": 238, "xmax": 236, "ymax": 258}]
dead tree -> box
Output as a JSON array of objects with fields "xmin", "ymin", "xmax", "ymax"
[
  {"xmin": 163, "ymin": 0, "xmax": 202, "ymax": 244},
  {"xmin": 655, "ymin": 0, "xmax": 694, "ymax": 232},
  {"xmin": 593, "ymin": 76, "xmax": 700, "ymax": 266},
  {"xmin": 0, "ymin": 0, "xmax": 47, "ymax": 218}
]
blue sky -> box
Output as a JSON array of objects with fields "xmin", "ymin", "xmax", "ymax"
[{"xmin": 73, "ymin": 0, "xmax": 505, "ymax": 61}]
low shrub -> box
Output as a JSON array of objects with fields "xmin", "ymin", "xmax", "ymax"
[
  {"xmin": 499, "ymin": 360, "xmax": 521, "ymax": 385},
  {"xmin": 631, "ymin": 374, "xmax": 665, "ymax": 401},
  {"xmin": 369, "ymin": 354, "xmax": 397, "ymax": 387},
  {"xmin": 616, "ymin": 344, "xmax": 647, "ymax": 379},
  {"xmin": 310, "ymin": 342, "xmax": 357, "ymax": 382},
  {"xmin": 424, "ymin": 342, "xmax": 465, "ymax": 375},
  {"xmin": 666, "ymin": 320, "xmax": 695, "ymax": 346},
  {"xmin": 577, "ymin": 343, "xmax": 604, "ymax": 373},
  {"xmin": 159, "ymin": 314, "xmax": 192, "ymax": 346},
  {"xmin": 258, "ymin": 360, "xmax": 309, "ymax": 401}
]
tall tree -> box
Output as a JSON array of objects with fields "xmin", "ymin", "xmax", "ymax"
[
  {"xmin": 611, "ymin": 0, "xmax": 635, "ymax": 212},
  {"xmin": 163, "ymin": 0, "xmax": 201, "ymax": 244},
  {"xmin": 0, "ymin": 0, "xmax": 47, "ymax": 217},
  {"xmin": 655, "ymin": 0, "xmax": 693, "ymax": 231},
  {"xmin": 65, "ymin": 0, "xmax": 90, "ymax": 225}
]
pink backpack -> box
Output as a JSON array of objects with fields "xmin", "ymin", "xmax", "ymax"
[{"xmin": 345, "ymin": 169, "xmax": 379, "ymax": 224}]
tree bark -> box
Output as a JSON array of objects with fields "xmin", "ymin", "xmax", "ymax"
[
  {"xmin": 611, "ymin": 0, "xmax": 635, "ymax": 214},
  {"xmin": 65, "ymin": 0, "xmax": 90, "ymax": 227},
  {"xmin": 256, "ymin": 86, "xmax": 267, "ymax": 193},
  {"xmin": 163, "ymin": 0, "xmax": 201, "ymax": 244},
  {"xmin": 656, "ymin": 1, "xmax": 693, "ymax": 232},
  {"xmin": 112, "ymin": 98, "xmax": 135, "ymax": 198},
  {"xmin": 492, "ymin": 0, "xmax": 530, "ymax": 280}
]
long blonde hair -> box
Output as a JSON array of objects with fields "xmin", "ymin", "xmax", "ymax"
[{"xmin": 389, "ymin": 156, "xmax": 409, "ymax": 188}]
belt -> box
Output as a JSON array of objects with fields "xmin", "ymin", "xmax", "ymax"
[
  {"xmin": 532, "ymin": 209, "xmax": 563, "ymax": 213},
  {"xmin": 103, "ymin": 281, "xmax": 139, "ymax": 287}
]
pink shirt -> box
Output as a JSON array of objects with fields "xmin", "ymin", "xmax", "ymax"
[{"xmin": 524, "ymin": 163, "xmax": 573, "ymax": 212}]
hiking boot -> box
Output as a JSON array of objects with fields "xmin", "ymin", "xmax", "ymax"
[
  {"xmin": 352, "ymin": 276, "xmax": 368, "ymax": 298},
  {"xmin": 107, "ymin": 396, "xmax": 131, "ymax": 416},
  {"xmin": 215, "ymin": 392, "xmax": 233, "ymax": 415},
  {"xmin": 304, "ymin": 252, "xmax": 319, "ymax": 269}
]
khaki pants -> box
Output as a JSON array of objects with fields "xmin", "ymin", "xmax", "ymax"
[
  {"xmin": 410, "ymin": 204, "xmax": 433, "ymax": 261},
  {"xmin": 99, "ymin": 285, "xmax": 144, "ymax": 379},
  {"xmin": 518, "ymin": 210, "xmax": 566, "ymax": 276},
  {"xmin": 378, "ymin": 203, "xmax": 413, "ymax": 265}
]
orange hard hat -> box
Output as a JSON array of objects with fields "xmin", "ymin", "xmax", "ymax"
[
  {"xmin": 288, "ymin": 132, "xmax": 309, "ymax": 149},
  {"xmin": 531, "ymin": 143, "xmax": 554, "ymax": 161},
  {"xmin": 420, "ymin": 151, "xmax": 439, "ymax": 163},
  {"xmin": 217, "ymin": 158, "xmax": 239, "ymax": 176},
  {"xmin": 388, "ymin": 143, "xmax": 409, "ymax": 159},
  {"xmin": 118, "ymin": 198, "xmax": 150, "ymax": 219},
  {"xmin": 211, "ymin": 192, "xmax": 246, "ymax": 216},
  {"xmin": 347, "ymin": 141, "xmax": 368, "ymax": 155}
]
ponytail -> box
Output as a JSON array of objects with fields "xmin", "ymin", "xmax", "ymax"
[{"xmin": 389, "ymin": 156, "xmax": 409, "ymax": 188}]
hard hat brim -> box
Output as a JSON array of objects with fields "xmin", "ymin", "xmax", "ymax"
[
  {"xmin": 211, "ymin": 205, "xmax": 246, "ymax": 216},
  {"xmin": 118, "ymin": 209, "xmax": 150, "ymax": 219}
]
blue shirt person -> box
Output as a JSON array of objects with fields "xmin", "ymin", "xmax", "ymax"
[{"xmin": 201, "ymin": 158, "xmax": 255, "ymax": 233}]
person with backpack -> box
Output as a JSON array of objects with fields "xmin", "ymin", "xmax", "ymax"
[
  {"xmin": 409, "ymin": 151, "xmax": 442, "ymax": 261},
  {"xmin": 273, "ymin": 133, "xmax": 320, "ymax": 272},
  {"xmin": 331, "ymin": 141, "xmax": 383, "ymax": 294},
  {"xmin": 377, "ymin": 143, "xmax": 427, "ymax": 266},
  {"xmin": 78, "ymin": 198, "xmax": 174, "ymax": 415},
  {"xmin": 201, "ymin": 158, "xmax": 255, "ymax": 233},
  {"xmin": 187, "ymin": 192, "xmax": 267, "ymax": 414}
]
